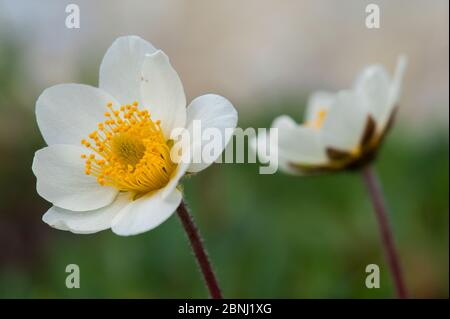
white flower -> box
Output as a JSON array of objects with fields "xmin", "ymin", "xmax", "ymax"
[
  {"xmin": 32, "ymin": 36, "xmax": 237, "ymax": 236},
  {"xmin": 253, "ymin": 56, "xmax": 407, "ymax": 174}
]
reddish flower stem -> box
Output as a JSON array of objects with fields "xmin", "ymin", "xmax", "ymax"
[
  {"xmin": 362, "ymin": 165, "xmax": 408, "ymax": 298},
  {"xmin": 176, "ymin": 200, "xmax": 222, "ymax": 299}
]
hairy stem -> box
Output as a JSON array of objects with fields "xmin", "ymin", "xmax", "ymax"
[
  {"xmin": 362, "ymin": 165, "xmax": 408, "ymax": 298},
  {"xmin": 176, "ymin": 200, "xmax": 222, "ymax": 299}
]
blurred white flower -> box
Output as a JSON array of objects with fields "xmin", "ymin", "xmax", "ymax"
[
  {"xmin": 253, "ymin": 56, "xmax": 407, "ymax": 174},
  {"xmin": 33, "ymin": 36, "xmax": 237, "ymax": 236}
]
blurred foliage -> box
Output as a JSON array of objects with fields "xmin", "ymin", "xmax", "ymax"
[{"xmin": 0, "ymin": 38, "xmax": 448, "ymax": 298}]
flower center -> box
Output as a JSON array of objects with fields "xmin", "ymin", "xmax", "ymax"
[
  {"xmin": 81, "ymin": 101, "xmax": 176, "ymax": 195},
  {"xmin": 306, "ymin": 108, "xmax": 327, "ymax": 130}
]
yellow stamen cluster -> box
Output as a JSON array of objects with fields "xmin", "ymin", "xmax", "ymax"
[
  {"xmin": 306, "ymin": 108, "xmax": 327, "ymax": 130},
  {"xmin": 81, "ymin": 101, "xmax": 175, "ymax": 195}
]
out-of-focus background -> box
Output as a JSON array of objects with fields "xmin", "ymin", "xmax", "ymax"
[{"xmin": 0, "ymin": 0, "xmax": 448, "ymax": 298}]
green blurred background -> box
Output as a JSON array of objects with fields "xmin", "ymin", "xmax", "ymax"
[{"xmin": 0, "ymin": 0, "xmax": 448, "ymax": 298}]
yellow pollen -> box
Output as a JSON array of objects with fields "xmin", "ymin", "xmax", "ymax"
[
  {"xmin": 306, "ymin": 108, "xmax": 327, "ymax": 130},
  {"xmin": 80, "ymin": 102, "xmax": 176, "ymax": 195}
]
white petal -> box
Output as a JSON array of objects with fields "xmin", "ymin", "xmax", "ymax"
[
  {"xmin": 354, "ymin": 64, "xmax": 390, "ymax": 131},
  {"xmin": 278, "ymin": 155, "xmax": 305, "ymax": 175},
  {"xmin": 305, "ymin": 91, "xmax": 335, "ymax": 123},
  {"xmin": 42, "ymin": 193, "xmax": 130, "ymax": 234},
  {"xmin": 140, "ymin": 50, "xmax": 187, "ymax": 139},
  {"xmin": 36, "ymin": 84, "xmax": 119, "ymax": 146},
  {"xmin": 111, "ymin": 188, "xmax": 182, "ymax": 236},
  {"xmin": 272, "ymin": 115, "xmax": 298, "ymax": 129},
  {"xmin": 99, "ymin": 35, "xmax": 157, "ymax": 105},
  {"xmin": 321, "ymin": 90, "xmax": 369, "ymax": 152},
  {"xmin": 268, "ymin": 115, "xmax": 327, "ymax": 165},
  {"xmin": 377, "ymin": 55, "xmax": 408, "ymax": 130},
  {"xmin": 389, "ymin": 55, "xmax": 407, "ymax": 106},
  {"xmin": 32, "ymin": 144, "xmax": 118, "ymax": 211},
  {"xmin": 251, "ymin": 131, "xmax": 300, "ymax": 175},
  {"xmin": 277, "ymin": 125, "xmax": 327, "ymax": 165},
  {"xmin": 185, "ymin": 94, "xmax": 238, "ymax": 173}
]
